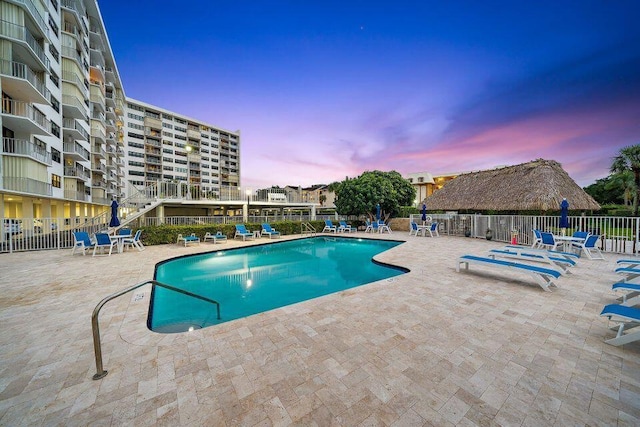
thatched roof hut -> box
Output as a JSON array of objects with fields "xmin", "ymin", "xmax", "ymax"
[{"xmin": 424, "ymin": 159, "xmax": 601, "ymax": 211}]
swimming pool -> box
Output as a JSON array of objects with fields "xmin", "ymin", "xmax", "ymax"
[{"xmin": 150, "ymin": 236, "xmax": 407, "ymax": 333}]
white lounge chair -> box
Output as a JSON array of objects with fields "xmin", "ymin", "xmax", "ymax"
[
  {"xmin": 72, "ymin": 231, "xmax": 95, "ymax": 255},
  {"xmin": 234, "ymin": 224, "xmax": 254, "ymax": 241},
  {"xmin": 261, "ymin": 223, "xmax": 281, "ymax": 238},
  {"xmin": 93, "ymin": 232, "xmax": 116, "ymax": 256},
  {"xmin": 600, "ymin": 304, "xmax": 640, "ymax": 346},
  {"xmin": 177, "ymin": 233, "xmax": 200, "ymax": 246},
  {"xmin": 378, "ymin": 221, "xmax": 391, "ymax": 233},
  {"xmin": 456, "ymin": 254, "xmax": 562, "ymax": 291},
  {"xmin": 409, "ymin": 222, "xmax": 420, "ymax": 236},
  {"xmin": 531, "ymin": 229, "xmax": 543, "ymax": 248},
  {"xmin": 322, "ymin": 220, "xmax": 337, "ymax": 233},
  {"xmin": 489, "ymin": 246, "xmax": 575, "ymax": 275},
  {"xmin": 426, "ymin": 222, "xmax": 439, "ymax": 237},
  {"xmin": 338, "ymin": 220, "xmax": 356, "ymax": 233},
  {"xmin": 204, "ymin": 231, "xmax": 227, "ymax": 243},
  {"xmin": 612, "ymin": 282, "xmax": 640, "ymax": 306},
  {"xmin": 617, "ymin": 259, "xmax": 640, "ymax": 269}
]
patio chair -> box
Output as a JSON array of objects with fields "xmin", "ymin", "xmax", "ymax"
[
  {"xmin": 261, "ymin": 223, "xmax": 281, "ymax": 238},
  {"xmin": 378, "ymin": 221, "xmax": 391, "ymax": 233},
  {"xmin": 364, "ymin": 220, "xmax": 374, "ymax": 233},
  {"xmin": 123, "ymin": 229, "xmax": 144, "ymax": 251},
  {"xmin": 532, "ymin": 229, "xmax": 543, "ymax": 248},
  {"xmin": 338, "ymin": 220, "xmax": 356, "ymax": 233},
  {"xmin": 426, "ymin": 222, "xmax": 439, "ymax": 237},
  {"xmin": 234, "ymin": 224, "xmax": 254, "ymax": 241},
  {"xmin": 573, "ymin": 234, "xmax": 604, "ymax": 260},
  {"xmin": 322, "ymin": 220, "xmax": 337, "ymax": 233},
  {"xmin": 600, "ymin": 304, "xmax": 640, "ymax": 346},
  {"xmin": 569, "ymin": 231, "xmax": 589, "ymax": 255},
  {"xmin": 539, "ymin": 231, "xmax": 559, "ymax": 251},
  {"xmin": 93, "ymin": 232, "xmax": 116, "ymax": 256},
  {"xmin": 409, "ymin": 222, "xmax": 420, "ymax": 236},
  {"xmin": 72, "ymin": 231, "xmax": 95, "ymax": 255},
  {"xmin": 177, "ymin": 233, "xmax": 200, "ymax": 246}
]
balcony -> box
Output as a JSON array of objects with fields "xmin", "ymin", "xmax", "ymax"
[
  {"xmin": 2, "ymin": 176, "xmax": 52, "ymax": 196},
  {"xmin": 92, "ymin": 180, "xmax": 107, "ymax": 189},
  {"xmin": 63, "ymin": 141, "xmax": 89, "ymax": 162},
  {"xmin": 0, "ymin": 59, "xmax": 50, "ymax": 105},
  {"xmin": 62, "ymin": 117, "xmax": 89, "ymax": 141},
  {"xmin": 91, "ymin": 124, "xmax": 106, "ymax": 143},
  {"xmin": 92, "ymin": 161, "xmax": 106, "ymax": 175},
  {"xmin": 2, "ymin": 137, "xmax": 51, "ymax": 165},
  {"xmin": 64, "ymin": 165, "xmax": 90, "ymax": 181},
  {"xmin": 13, "ymin": 0, "xmax": 49, "ymax": 39},
  {"xmin": 64, "ymin": 189, "xmax": 89, "ymax": 201},
  {"xmin": 90, "ymin": 84, "xmax": 105, "ymax": 107},
  {"xmin": 1, "ymin": 98, "xmax": 51, "ymax": 135},
  {"xmin": 0, "ymin": 19, "xmax": 48, "ymax": 71},
  {"xmin": 62, "ymin": 69, "xmax": 87, "ymax": 91},
  {"xmin": 92, "ymin": 144, "xmax": 106, "ymax": 159},
  {"xmin": 62, "ymin": 94, "xmax": 87, "ymax": 119},
  {"xmin": 61, "ymin": 0, "xmax": 86, "ymax": 29},
  {"xmin": 61, "ymin": 45, "xmax": 84, "ymax": 70}
]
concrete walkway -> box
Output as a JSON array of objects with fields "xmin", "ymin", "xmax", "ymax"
[{"xmin": 0, "ymin": 233, "xmax": 638, "ymax": 426}]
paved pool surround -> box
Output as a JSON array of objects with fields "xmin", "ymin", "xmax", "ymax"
[{"xmin": 0, "ymin": 233, "xmax": 638, "ymax": 426}]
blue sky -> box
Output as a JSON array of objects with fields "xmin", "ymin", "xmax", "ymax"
[{"xmin": 99, "ymin": 0, "xmax": 640, "ymax": 188}]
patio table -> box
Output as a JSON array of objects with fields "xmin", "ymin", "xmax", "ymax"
[
  {"xmin": 554, "ymin": 235, "xmax": 585, "ymax": 252},
  {"xmin": 110, "ymin": 233, "xmax": 132, "ymax": 253}
]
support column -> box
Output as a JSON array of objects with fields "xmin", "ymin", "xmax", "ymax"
[
  {"xmin": 157, "ymin": 204, "xmax": 165, "ymax": 225},
  {"xmin": 243, "ymin": 203, "xmax": 248, "ymax": 223},
  {"xmin": 311, "ymin": 205, "xmax": 316, "ymax": 221}
]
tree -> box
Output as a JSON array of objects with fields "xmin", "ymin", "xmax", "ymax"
[
  {"xmin": 611, "ymin": 145, "xmax": 640, "ymax": 216},
  {"xmin": 319, "ymin": 194, "xmax": 327, "ymax": 206},
  {"xmin": 584, "ymin": 174, "xmax": 626, "ymax": 205},
  {"xmin": 332, "ymin": 170, "xmax": 416, "ymax": 217}
]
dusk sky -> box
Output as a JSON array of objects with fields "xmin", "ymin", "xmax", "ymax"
[{"xmin": 99, "ymin": 1, "xmax": 640, "ymax": 189}]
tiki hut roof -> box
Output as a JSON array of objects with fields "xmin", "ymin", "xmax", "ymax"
[{"xmin": 424, "ymin": 159, "xmax": 601, "ymax": 211}]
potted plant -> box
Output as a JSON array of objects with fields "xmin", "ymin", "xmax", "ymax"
[{"xmin": 486, "ymin": 228, "xmax": 493, "ymax": 240}]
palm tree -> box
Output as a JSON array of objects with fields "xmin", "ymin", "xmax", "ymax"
[{"xmin": 611, "ymin": 145, "xmax": 640, "ymax": 216}]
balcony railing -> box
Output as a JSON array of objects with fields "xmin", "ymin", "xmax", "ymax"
[
  {"xmin": 2, "ymin": 176, "xmax": 52, "ymax": 196},
  {"xmin": 0, "ymin": 19, "xmax": 49, "ymax": 69},
  {"xmin": 62, "ymin": 70, "xmax": 86, "ymax": 90},
  {"xmin": 1, "ymin": 98, "xmax": 51, "ymax": 133},
  {"xmin": 2, "ymin": 137, "xmax": 51, "ymax": 165},
  {"xmin": 61, "ymin": 45, "xmax": 84, "ymax": 68},
  {"xmin": 0, "ymin": 59, "xmax": 49, "ymax": 101},
  {"xmin": 61, "ymin": 0, "xmax": 86, "ymax": 26},
  {"xmin": 64, "ymin": 189, "xmax": 89, "ymax": 201},
  {"xmin": 62, "ymin": 94, "xmax": 86, "ymax": 112},
  {"xmin": 13, "ymin": 0, "xmax": 49, "ymax": 38},
  {"xmin": 62, "ymin": 118, "xmax": 89, "ymax": 140},
  {"xmin": 63, "ymin": 142, "xmax": 90, "ymax": 161}
]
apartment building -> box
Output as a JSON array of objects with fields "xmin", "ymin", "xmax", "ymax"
[
  {"xmin": 124, "ymin": 99, "xmax": 240, "ymax": 198},
  {"xmin": 1, "ymin": 0, "xmax": 126, "ymax": 226}
]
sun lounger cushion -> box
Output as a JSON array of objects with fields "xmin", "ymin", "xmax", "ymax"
[{"xmin": 600, "ymin": 304, "xmax": 640, "ymax": 346}]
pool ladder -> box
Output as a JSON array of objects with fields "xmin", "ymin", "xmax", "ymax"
[
  {"xmin": 301, "ymin": 222, "xmax": 316, "ymax": 236},
  {"xmin": 91, "ymin": 279, "xmax": 220, "ymax": 380}
]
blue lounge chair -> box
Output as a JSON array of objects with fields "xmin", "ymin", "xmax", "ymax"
[
  {"xmin": 72, "ymin": 231, "xmax": 95, "ymax": 255},
  {"xmin": 532, "ymin": 229, "xmax": 543, "ymax": 248},
  {"xmin": 539, "ymin": 232, "xmax": 559, "ymax": 251},
  {"xmin": 600, "ymin": 304, "xmax": 640, "ymax": 346},
  {"xmin": 378, "ymin": 220, "xmax": 391, "ymax": 233},
  {"xmin": 489, "ymin": 246, "xmax": 575, "ymax": 275},
  {"xmin": 338, "ymin": 221, "xmax": 356, "ymax": 233},
  {"xmin": 617, "ymin": 259, "xmax": 640, "ymax": 269},
  {"xmin": 261, "ymin": 223, "xmax": 281, "ymax": 238},
  {"xmin": 616, "ymin": 266, "xmax": 640, "ymax": 282},
  {"xmin": 456, "ymin": 254, "xmax": 562, "ymax": 291},
  {"xmin": 612, "ymin": 282, "xmax": 640, "ymax": 306},
  {"xmin": 204, "ymin": 231, "xmax": 227, "ymax": 243},
  {"xmin": 93, "ymin": 232, "xmax": 116, "ymax": 256},
  {"xmin": 409, "ymin": 222, "xmax": 420, "ymax": 236},
  {"xmin": 426, "ymin": 222, "xmax": 439, "ymax": 237},
  {"xmin": 177, "ymin": 233, "xmax": 200, "ymax": 246},
  {"xmin": 234, "ymin": 224, "xmax": 254, "ymax": 241},
  {"xmin": 504, "ymin": 245, "xmax": 579, "ymax": 262},
  {"xmin": 364, "ymin": 220, "xmax": 374, "ymax": 233},
  {"xmin": 323, "ymin": 220, "xmax": 337, "ymax": 233}
]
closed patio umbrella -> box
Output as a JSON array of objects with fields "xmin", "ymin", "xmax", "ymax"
[
  {"xmin": 559, "ymin": 198, "xmax": 569, "ymax": 233},
  {"xmin": 109, "ymin": 199, "xmax": 120, "ymax": 227},
  {"xmin": 375, "ymin": 203, "xmax": 381, "ymax": 221},
  {"xmin": 421, "ymin": 204, "xmax": 427, "ymax": 223}
]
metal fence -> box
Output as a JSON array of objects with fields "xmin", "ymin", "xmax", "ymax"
[{"xmin": 1, "ymin": 213, "xmax": 637, "ymax": 254}]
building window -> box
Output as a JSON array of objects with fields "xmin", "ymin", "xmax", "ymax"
[
  {"xmin": 49, "ymin": 68, "xmax": 59, "ymax": 87},
  {"xmin": 48, "ymin": 14, "xmax": 59, "ymax": 37},
  {"xmin": 51, "ymin": 148, "xmax": 60, "ymax": 163},
  {"xmin": 52, "ymin": 174, "xmax": 61, "ymax": 188},
  {"xmin": 51, "ymin": 122, "xmax": 60, "ymax": 137},
  {"xmin": 50, "ymin": 95, "xmax": 60, "ymax": 113},
  {"xmin": 49, "ymin": 44, "xmax": 59, "ymax": 63}
]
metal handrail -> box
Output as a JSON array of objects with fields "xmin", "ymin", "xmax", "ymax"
[
  {"xmin": 301, "ymin": 222, "xmax": 316, "ymax": 235},
  {"xmin": 91, "ymin": 279, "xmax": 221, "ymax": 380}
]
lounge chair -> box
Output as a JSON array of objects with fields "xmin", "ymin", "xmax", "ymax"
[
  {"xmin": 600, "ymin": 304, "xmax": 640, "ymax": 346},
  {"xmin": 612, "ymin": 282, "xmax": 640, "ymax": 306},
  {"xmin": 204, "ymin": 231, "xmax": 227, "ymax": 243},
  {"xmin": 177, "ymin": 233, "xmax": 200, "ymax": 246},
  {"xmin": 426, "ymin": 222, "xmax": 439, "ymax": 237},
  {"xmin": 364, "ymin": 220, "xmax": 374, "ymax": 233},
  {"xmin": 261, "ymin": 223, "xmax": 281, "ymax": 238},
  {"xmin": 322, "ymin": 220, "xmax": 337, "ymax": 233},
  {"xmin": 504, "ymin": 245, "xmax": 579, "ymax": 262},
  {"xmin": 616, "ymin": 259, "xmax": 640, "ymax": 269},
  {"xmin": 456, "ymin": 254, "xmax": 562, "ymax": 291},
  {"xmin": 234, "ymin": 224, "xmax": 254, "ymax": 241},
  {"xmin": 489, "ymin": 246, "xmax": 575, "ymax": 275},
  {"xmin": 409, "ymin": 222, "xmax": 420, "ymax": 236},
  {"xmin": 93, "ymin": 232, "xmax": 116, "ymax": 256},
  {"xmin": 123, "ymin": 229, "xmax": 144, "ymax": 251},
  {"xmin": 572, "ymin": 235, "xmax": 604, "ymax": 260},
  {"xmin": 569, "ymin": 231, "xmax": 589, "ymax": 254},
  {"xmin": 338, "ymin": 221, "xmax": 356, "ymax": 233},
  {"xmin": 616, "ymin": 266, "xmax": 640, "ymax": 282},
  {"xmin": 72, "ymin": 231, "xmax": 95, "ymax": 255}
]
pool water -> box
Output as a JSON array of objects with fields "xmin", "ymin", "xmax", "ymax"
[{"xmin": 150, "ymin": 236, "xmax": 406, "ymax": 333}]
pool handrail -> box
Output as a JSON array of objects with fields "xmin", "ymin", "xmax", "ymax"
[{"xmin": 91, "ymin": 279, "xmax": 221, "ymax": 380}]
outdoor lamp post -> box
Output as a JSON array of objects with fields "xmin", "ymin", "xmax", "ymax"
[
  {"xmin": 185, "ymin": 145, "xmax": 192, "ymax": 199},
  {"xmin": 246, "ymin": 189, "xmax": 251, "ymax": 221}
]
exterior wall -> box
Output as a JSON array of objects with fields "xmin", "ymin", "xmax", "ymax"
[
  {"xmin": 405, "ymin": 171, "xmax": 459, "ymax": 206},
  {"xmin": 0, "ymin": 0, "xmax": 126, "ymax": 225},
  {"xmin": 123, "ymin": 98, "xmax": 241, "ymax": 199}
]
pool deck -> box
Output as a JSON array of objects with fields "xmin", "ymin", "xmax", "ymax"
[{"xmin": 0, "ymin": 233, "xmax": 639, "ymax": 426}]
